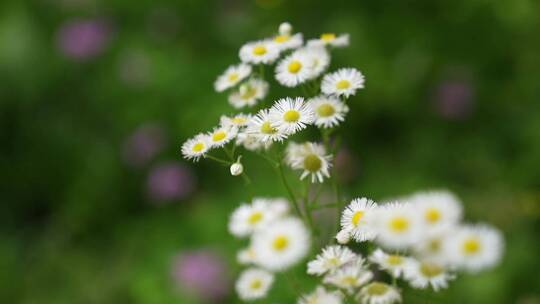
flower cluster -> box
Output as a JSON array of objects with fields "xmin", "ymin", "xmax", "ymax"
[
  {"xmin": 181, "ymin": 22, "xmax": 362, "ymax": 185},
  {"xmin": 229, "ymin": 197, "xmax": 310, "ymax": 301},
  {"xmin": 302, "ymin": 191, "xmax": 503, "ymax": 303},
  {"xmin": 180, "ymin": 22, "xmax": 504, "ymax": 303}
]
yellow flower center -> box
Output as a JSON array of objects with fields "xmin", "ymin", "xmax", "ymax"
[
  {"xmin": 303, "ymin": 154, "xmax": 322, "ymax": 172},
  {"xmin": 191, "ymin": 142, "xmax": 204, "ymax": 152},
  {"xmin": 240, "ymin": 86, "xmax": 257, "ymax": 99},
  {"xmin": 351, "ymin": 211, "xmax": 363, "ymax": 226},
  {"xmin": 424, "ymin": 207, "xmax": 441, "ymax": 223},
  {"xmin": 232, "ymin": 117, "xmax": 247, "ymax": 124},
  {"xmin": 250, "ymin": 279, "xmax": 262, "ymax": 290},
  {"xmin": 462, "ymin": 237, "xmax": 480, "ymax": 255},
  {"xmin": 325, "ymin": 257, "xmax": 339, "ymax": 267},
  {"xmin": 341, "ymin": 276, "xmax": 357, "ymax": 286},
  {"xmin": 283, "ymin": 110, "xmax": 300, "ymax": 122},
  {"xmin": 336, "ymin": 79, "xmax": 351, "ymax": 89},
  {"xmin": 387, "ymin": 255, "xmax": 403, "ymax": 265},
  {"xmin": 317, "ymin": 103, "xmax": 335, "ymax": 117},
  {"xmin": 420, "ymin": 262, "xmax": 443, "ymax": 277},
  {"xmin": 272, "ymin": 235, "xmax": 289, "ymax": 251},
  {"xmin": 428, "ymin": 239, "xmax": 441, "ymax": 252},
  {"xmin": 273, "ymin": 35, "xmax": 290, "ymax": 43},
  {"xmin": 366, "ymin": 282, "xmax": 388, "ymax": 295},
  {"xmin": 227, "ymin": 72, "xmax": 239, "ymax": 82},
  {"xmin": 388, "ymin": 216, "xmax": 409, "ymax": 233},
  {"xmin": 212, "ymin": 131, "xmax": 226, "ymax": 142},
  {"xmin": 287, "ymin": 60, "xmax": 302, "ymax": 74},
  {"xmin": 252, "ymin": 45, "xmax": 267, "ymax": 56},
  {"xmin": 320, "ymin": 33, "xmax": 336, "ymax": 42},
  {"xmin": 260, "ymin": 122, "xmax": 276, "ymax": 134},
  {"xmin": 247, "ymin": 211, "xmax": 262, "ymax": 224}
]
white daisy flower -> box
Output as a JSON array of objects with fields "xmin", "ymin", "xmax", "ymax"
[
  {"xmin": 228, "ymin": 199, "xmax": 280, "ymax": 238},
  {"xmin": 340, "ymin": 198, "xmax": 378, "ymax": 242},
  {"xmin": 235, "ymin": 268, "xmax": 274, "ymax": 301},
  {"xmin": 443, "ymin": 224, "xmax": 504, "ymax": 273},
  {"xmin": 296, "ymin": 46, "xmax": 331, "ymax": 80},
  {"xmin": 275, "ymin": 52, "xmax": 312, "ymax": 87},
  {"xmin": 239, "ymin": 40, "xmax": 280, "ymax": 65},
  {"xmin": 245, "ymin": 109, "xmax": 288, "ymax": 143},
  {"xmin": 237, "ymin": 246, "xmax": 257, "ymax": 265},
  {"xmin": 285, "ymin": 142, "xmax": 332, "ymax": 183},
  {"xmin": 269, "ymin": 97, "xmax": 315, "ymax": 135},
  {"xmin": 321, "ymin": 68, "xmax": 365, "ymax": 98},
  {"xmin": 214, "ymin": 63, "xmax": 252, "ymax": 92},
  {"xmin": 207, "ymin": 125, "xmax": 238, "ymax": 148},
  {"xmin": 403, "ymin": 259, "xmax": 455, "ymax": 291},
  {"xmin": 181, "ymin": 133, "xmax": 211, "ymax": 161},
  {"xmin": 266, "ymin": 197, "xmax": 290, "ymax": 217},
  {"xmin": 323, "ymin": 258, "xmax": 373, "ymax": 294},
  {"xmin": 298, "ymin": 286, "xmax": 343, "ymax": 304},
  {"xmin": 220, "ymin": 113, "xmax": 252, "ymax": 128},
  {"xmin": 369, "ymin": 248, "xmax": 408, "ymax": 278},
  {"xmin": 307, "ymin": 245, "xmax": 357, "ymax": 276},
  {"xmin": 251, "ymin": 217, "xmax": 310, "ymax": 271},
  {"xmin": 308, "ymin": 33, "xmax": 350, "ymax": 48},
  {"xmin": 413, "ymin": 232, "xmax": 451, "ymax": 264},
  {"xmin": 228, "ymin": 78, "xmax": 269, "ymax": 109},
  {"xmin": 309, "ymin": 95, "xmax": 349, "ymax": 128},
  {"xmin": 370, "ymin": 202, "xmax": 422, "ymax": 250},
  {"xmin": 235, "ymin": 131, "xmax": 271, "ymax": 151},
  {"xmin": 407, "ymin": 190, "xmax": 463, "ymax": 235},
  {"xmin": 358, "ymin": 282, "xmax": 402, "ymax": 304},
  {"xmin": 271, "ymin": 32, "xmax": 303, "ymax": 52}
]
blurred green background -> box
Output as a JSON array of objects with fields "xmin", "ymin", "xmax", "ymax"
[{"xmin": 1, "ymin": 0, "xmax": 540, "ymax": 303}]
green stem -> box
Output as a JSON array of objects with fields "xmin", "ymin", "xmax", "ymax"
[
  {"xmin": 277, "ymin": 162, "xmax": 303, "ymax": 219},
  {"xmin": 259, "ymin": 64, "xmax": 265, "ymax": 79},
  {"xmin": 205, "ymin": 154, "xmax": 231, "ymax": 165},
  {"xmin": 303, "ymin": 179, "xmax": 316, "ymax": 234}
]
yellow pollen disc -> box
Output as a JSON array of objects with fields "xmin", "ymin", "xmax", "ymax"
[
  {"xmin": 366, "ymin": 282, "xmax": 388, "ymax": 295},
  {"xmin": 420, "ymin": 262, "xmax": 443, "ymax": 277},
  {"xmin": 320, "ymin": 33, "xmax": 336, "ymax": 42},
  {"xmin": 336, "ymin": 79, "xmax": 351, "ymax": 90},
  {"xmin": 462, "ymin": 238, "xmax": 480, "ymax": 255},
  {"xmin": 247, "ymin": 211, "xmax": 262, "ymax": 224},
  {"xmin": 227, "ymin": 72, "xmax": 239, "ymax": 82},
  {"xmin": 317, "ymin": 103, "xmax": 335, "ymax": 117},
  {"xmin": 287, "ymin": 60, "xmax": 302, "ymax": 73},
  {"xmin": 326, "ymin": 257, "xmax": 339, "ymax": 266},
  {"xmin": 260, "ymin": 122, "xmax": 276, "ymax": 134},
  {"xmin": 191, "ymin": 142, "xmax": 204, "ymax": 152},
  {"xmin": 232, "ymin": 117, "xmax": 247, "ymax": 124},
  {"xmin": 272, "ymin": 235, "xmax": 289, "ymax": 251},
  {"xmin": 388, "ymin": 216, "xmax": 409, "ymax": 233},
  {"xmin": 240, "ymin": 86, "xmax": 257, "ymax": 99},
  {"xmin": 252, "ymin": 45, "xmax": 267, "ymax": 56},
  {"xmin": 428, "ymin": 239, "xmax": 441, "ymax": 252},
  {"xmin": 303, "ymin": 154, "xmax": 322, "ymax": 172},
  {"xmin": 386, "ymin": 255, "xmax": 403, "ymax": 265},
  {"xmin": 212, "ymin": 131, "xmax": 226, "ymax": 142},
  {"xmin": 273, "ymin": 35, "xmax": 289, "ymax": 43},
  {"xmin": 424, "ymin": 207, "xmax": 441, "ymax": 223},
  {"xmin": 249, "ymin": 279, "xmax": 262, "ymax": 290},
  {"xmin": 351, "ymin": 211, "xmax": 363, "ymax": 226},
  {"xmin": 341, "ymin": 276, "xmax": 357, "ymax": 286},
  {"xmin": 283, "ymin": 110, "xmax": 300, "ymax": 122}
]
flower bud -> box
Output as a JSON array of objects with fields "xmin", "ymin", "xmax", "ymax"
[
  {"xmin": 230, "ymin": 156, "xmax": 244, "ymax": 176},
  {"xmin": 279, "ymin": 22, "xmax": 292, "ymax": 36},
  {"xmin": 336, "ymin": 229, "xmax": 351, "ymax": 244}
]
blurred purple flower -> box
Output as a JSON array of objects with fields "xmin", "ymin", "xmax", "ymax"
[
  {"xmin": 122, "ymin": 124, "xmax": 165, "ymax": 168},
  {"xmin": 146, "ymin": 162, "xmax": 196, "ymax": 203},
  {"xmin": 434, "ymin": 79, "xmax": 474, "ymax": 120},
  {"xmin": 56, "ymin": 18, "xmax": 111, "ymax": 60},
  {"xmin": 171, "ymin": 250, "xmax": 229, "ymax": 301}
]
